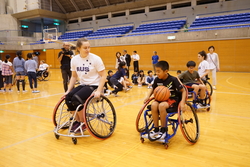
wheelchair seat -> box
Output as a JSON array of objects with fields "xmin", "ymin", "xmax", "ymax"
[
  {"xmin": 185, "ymin": 85, "xmax": 194, "ymax": 91},
  {"xmin": 146, "ymin": 104, "xmax": 178, "ymax": 113}
]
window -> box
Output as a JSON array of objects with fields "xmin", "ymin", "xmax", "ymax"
[
  {"xmin": 130, "ymin": 9, "xmax": 145, "ymax": 15},
  {"xmin": 172, "ymin": 2, "xmax": 191, "ymax": 9},
  {"xmin": 112, "ymin": 12, "xmax": 126, "ymax": 17},
  {"xmin": 197, "ymin": 0, "xmax": 219, "ymax": 5},
  {"xmin": 82, "ymin": 17, "xmax": 92, "ymax": 22},
  {"xmin": 96, "ymin": 15, "xmax": 108, "ymax": 20},
  {"xmin": 149, "ymin": 6, "xmax": 167, "ymax": 12},
  {"xmin": 68, "ymin": 19, "xmax": 78, "ymax": 24}
]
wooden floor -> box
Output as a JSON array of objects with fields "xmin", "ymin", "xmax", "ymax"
[{"xmin": 0, "ymin": 69, "xmax": 250, "ymax": 167}]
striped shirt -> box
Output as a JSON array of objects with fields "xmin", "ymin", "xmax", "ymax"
[{"xmin": 2, "ymin": 61, "xmax": 13, "ymax": 76}]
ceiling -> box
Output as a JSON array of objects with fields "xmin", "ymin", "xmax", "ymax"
[
  {"xmin": 46, "ymin": 0, "xmax": 183, "ymax": 14},
  {"xmin": 13, "ymin": 0, "xmax": 184, "ymax": 25},
  {"xmin": 51, "ymin": 0, "xmax": 148, "ymax": 13}
]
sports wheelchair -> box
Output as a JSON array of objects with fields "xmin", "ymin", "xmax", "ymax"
[
  {"xmin": 52, "ymin": 94, "xmax": 116, "ymax": 144},
  {"xmin": 185, "ymin": 84, "xmax": 211, "ymax": 111},
  {"xmin": 136, "ymin": 90, "xmax": 199, "ymax": 149},
  {"xmin": 37, "ymin": 70, "xmax": 51, "ymax": 81},
  {"xmin": 202, "ymin": 78, "xmax": 213, "ymax": 96}
]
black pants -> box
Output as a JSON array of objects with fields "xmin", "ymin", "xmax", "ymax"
[
  {"xmin": 65, "ymin": 85, "xmax": 97, "ymax": 111},
  {"xmin": 61, "ymin": 68, "xmax": 71, "ymax": 92},
  {"xmin": 110, "ymin": 77, "xmax": 123, "ymax": 94},
  {"xmin": 0, "ymin": 71, "xmax": 3, "ymax": 88},
  {"xmin": 133, "ymin": 61, "xmax": 139, "ymax": 72},
  {"xmin": 127, "ymin": 66, "xmax": 130, "ymax": 78},
  {"xmin": 27, "ymin": 72, "xmax": 37, "ymax": 89}
]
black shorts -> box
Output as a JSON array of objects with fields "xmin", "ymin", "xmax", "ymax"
[{"xmin": 65, "ymin": 85, "xmax": 98, "ymax": 111}]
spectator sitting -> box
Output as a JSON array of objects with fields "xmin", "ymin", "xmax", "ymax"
[
  {"xmin": 137, "ymin": 70, "xmax": 146, "ymax": 87},
  {"xmin": 145, "ymin": 70, "xmax": 155, "ymax": 89},
  {"xmin": 131, "ymin": 71, "xmax": 139, "ymax": 85},
  {"xmin": 37, "ymin": 60, "xmax": 49, "ymax": 77}
]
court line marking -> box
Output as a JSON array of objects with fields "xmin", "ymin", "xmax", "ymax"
[
  {"xmin": 0, "ymin": 131, "xmax": 53, "ymax": 151},
  {"xmin": 0, "ymin": 93, "xmax": 64, "ymax": 106},
  {"xmin": 1, "ymin": 91, "xmax": 249, "ymax": 154},
  {"xmin": 0, "ymin": 108, "xmax": 51, "ymax": 121},
  {"xmin": 104, "ymin": 143, "xmax": 140, "ymax": 167},
  {"xmin": 215, "ymin": 91, "xmax": 250, "ymax": 95},
  {"xmin": 209, "ymin": 112, "xmax": 250, "ymax": 119},
  {"xmin": 226, "ymin": 77, "xmax": 250, "ymax": 91}
]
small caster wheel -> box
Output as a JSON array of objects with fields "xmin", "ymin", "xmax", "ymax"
[
  {"xmin": 207, "ymin": 107, "xmax": 210, "ymax": 112},
  {"xmin": 164, "ymin": 144, "xmax": 168, "ymax": 149},
  {"xmin": 72, "ymin": 138, "xmax": 77, "ymax": 145},
  {"xmin": 140, "ymin": 137, "xmax": 144, "ymax": 143},
  {"xmin": 54, "ymin": 133, "xmax": 60, "ymax": 139}
]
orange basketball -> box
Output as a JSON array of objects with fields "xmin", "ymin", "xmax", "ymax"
[{"xmin": 153, "ymin": 86, "xmax": 171, "ymax": 101}]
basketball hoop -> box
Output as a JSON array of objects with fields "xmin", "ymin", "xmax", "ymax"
[
  {"xmin": 44, "ymin": 38, "xmax": 51, "ymax": 44},
  {"xmin": 43, "ymin": 28, "xmax": 58, "ymax": 43}
]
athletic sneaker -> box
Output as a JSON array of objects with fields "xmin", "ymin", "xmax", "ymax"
[
  {"xmin": 32, "ymin": 90, "xmax": 40, "ymax": 93},
  {"xmin": 155, "ymin": 128, "xmax": 167, "ymax": 140},
  {"xmin": 143, "ymin": 128, "xmax": 160, "ymax": 139},
  {"xmin": 23, "ymin": 90, "xmax": 27, "ymax": 93},
  {"xmin": 213, "ymin": 86, "xmax": 216, "ymax": 90},
  {"xmin": 124, "ymin": 88, "xmax": 130, "ymax": 92},
  {"xmin": 197, "ymin": 103, "xmax": 208, "ymax": 109},
  {"xmin": 157, "ymin": 131, "xmax": 166, "ymax": 140},
  {"xmin": 70, "ymin": 121, "xmax": 81, "ymax": 133},
  {"xmin": 111, "ymin": 92, "xmax": 118, "ymax": 97},
  {"xmin": 104, "ymin": 90, "xmax": 111, "ymax": 96}
]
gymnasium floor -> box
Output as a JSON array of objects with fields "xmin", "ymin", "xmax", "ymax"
[{"xmin": 0, "ymin": 69, "xmax": 249, "ymax": 167}]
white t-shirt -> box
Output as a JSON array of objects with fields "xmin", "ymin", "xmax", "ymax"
[
  {"xmin": 207, "ymin": 52, "xmax": 219, "ymax": 70},
  {"xmin": 198, "ymin": 60, "xmax": 209, "ymax": 79},
  {"xmin": 131, "ymin": 54, "xmax": 140, "ymax": 61},
  {"xmin": 71, "ymin": 53, "xmax": 105, "ymax": 85},
  {"xmin": 39, "ymin": 63, "xmax": 49, "ymax": 71}
]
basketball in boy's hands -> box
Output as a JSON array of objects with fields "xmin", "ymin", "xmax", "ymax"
[{"xmin": 154, "ymin": 86, "xmax": 171, "ymax": 101}]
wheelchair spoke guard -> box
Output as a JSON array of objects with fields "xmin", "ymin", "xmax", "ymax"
[
  {"xmin": 178, "ymin": 102, "xmax": 199, "ymax": 144},
  {"xmin": 83, "ymin": 95, "xmax": 116, "ymax": 139}
]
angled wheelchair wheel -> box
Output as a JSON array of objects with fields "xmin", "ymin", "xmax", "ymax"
[
  {"xmin": 205, "ymin": 90, "xmax": 212, "ymax": 106},
  {"xmin": 83, "ymin": 95, "xmax": 116, "ymax": 139},
  {"xmin": 37, "ymin": 73, "xmax": 43, "ymax": 81},
  {"xmin": 136, "ymin": 98, "xmax": 154, "ymax": 133},
  {"xmin": 178, "ymin": 102, "xmax": 199, "ymax": 144},
  {"xmin": 205, "ymin": 80, "xmax": 213, "ymax": 96},
  {"xmin": 52, "ymin": 96, "xmax": 72, "ymax": 129},
  {"xmin": 43, "ymin": 71, "xmax": 51, "ymax": 81}
]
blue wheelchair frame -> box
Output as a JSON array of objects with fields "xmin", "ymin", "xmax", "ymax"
[
  {"xmin": 186, "ymin": 86, "xmax": 211, "ymax": 111},
  {"xmin": 137, "ymin": 97, "xmax": 199, "ymax": 148},
  {"xmin": 140, "ymin": 109, "xmax": 179, "ymax": 144}
]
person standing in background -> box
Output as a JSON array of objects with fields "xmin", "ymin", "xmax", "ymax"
[
  {"xmin": 25, "ymin": 53, "xmax": 39, "ymax": 93},
  {"xmin": 0, "ymin": 58, "xmax": 3, "ymax": 91},
  {"xmin": 58, "ymin": 42, "xmax": 73, "ymax": 92},
  {"xmin": 152, "ymin": 51, "xmax": 159, "ymax": 75},
  {"xmin": 115, "ymin": 52, "xmax": 123, "ymax": 69},
  {"xmin": 123, "ymin": 50, "xmax": 131, "ymax": 77},
  {"xmin": 32, "ymin": 51, "xmax": 39, "ymax": 68},
  {"xmin": 2, "ymin": 55, "xmax": 13, "ymax": 92},
  {"xmin": 13, "ymin": 51, "xmax": 26, "ymax": 92},
  {"xmin": 131, "ymin": 51, "xmax": 140, "ymax": 72},
  {"xmin": 207, "ymin": 46, "xmax": 220, "ymax": 90}
]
